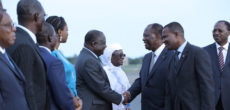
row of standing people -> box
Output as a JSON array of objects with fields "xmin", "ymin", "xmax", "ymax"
[
  {"xmin": 74, "ymin": 21, "xmax": 230, "ymax": 110},
  {"xmin": 0, "ymin": 0, "xmax": 81, "ymax": 110},
  {"xmin": 1, "ymin": 0, "xmax": 230, "ymax": 110},
  {"xmin": 123, "ymin": 21, "xmax": 230, "ymax": 110}
]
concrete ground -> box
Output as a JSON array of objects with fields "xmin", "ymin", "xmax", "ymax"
[{"xmin": 126, "ymin": 73, "xmax": 141, "ymax": 110}]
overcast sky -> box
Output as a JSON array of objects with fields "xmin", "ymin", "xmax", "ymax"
[{"xmin": 3, "ymin": 0, "xmax": 230, "ymax": 58}]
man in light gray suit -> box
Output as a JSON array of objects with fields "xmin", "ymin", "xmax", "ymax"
[{"xmin": 75, "ymin": 30, "xmax": 127, "ymax": 110}]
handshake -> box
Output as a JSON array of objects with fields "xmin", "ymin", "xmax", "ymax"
[{"xmin": 122, "ymin": 91, "xmax": 131, "ymax": 105}]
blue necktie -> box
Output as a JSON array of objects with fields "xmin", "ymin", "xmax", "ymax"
[{"xmin": 4, "ymin": 53, "xmax": 15, "ymax": 69}]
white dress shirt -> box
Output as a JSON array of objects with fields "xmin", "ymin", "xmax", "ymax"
[
  {"xmin": 0, "ymin": 46, "xmax": 5, "ymax": 54},
  {"xmin": 177, "ymin": 41, "xmax": 188, "ymax": 59},
  {"xmin": 39, "ymin": 46, "xmax": 51, "ymax": 54},
  {"xmin": 152, "ymin": 44, "xmax": 165, "ymax": 65}
]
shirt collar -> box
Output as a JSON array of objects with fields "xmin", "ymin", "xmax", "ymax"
[
  {"xmin": 17, "ymin": 24, "xmax": 37, "ymax": 44},
  {"xmin": 39, "ymin": 46, "xmax": 51, "ymax": 54},
  {"xmin": 177, "ymin": 41, "xmax": 187, "ymax": 53},
  {"xmin": 84, "ymin": 47, "xmax": 98, "ymax": 58},
  {"xmin": 153, "ymin": 44, "xmax": 165, "ymax": 56},
  {"xmin": 0, "ymin": 46, "xmax": 5, "ymax": 54},
  {"xmin": 215, "ymin": 42, "xmax": 229, "ymax": 50}
]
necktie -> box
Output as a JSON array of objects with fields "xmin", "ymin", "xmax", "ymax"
[
  {"xmin": 4, "ymin": 53, "xmax": 15, "ymax": 69},
  {"xmin": 149, "ymin": 53, "xmax": 156, "ymax": 74},
  {"xmin": 174, "ymin": 51, "xmax": 180, "ymax": 69},
  {"xmin": 218, "ymin": 47, "xmax": 224, "ymax": 71}
]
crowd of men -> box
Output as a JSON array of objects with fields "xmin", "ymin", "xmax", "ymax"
[{"xmin": 0, "ymin": 0, "xmax": 230, "ymax": 110}]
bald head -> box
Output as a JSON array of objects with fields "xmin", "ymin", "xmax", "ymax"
[
  {"xmin": 145, "ymin": 23, "xmax": 163, "ymax": 37},
  {"xmin": 84, "ymin": 30, "xmax": 104, "ymax": 45},
  {"xmin": 84, "ymin": 30, "xmax": 106, "ymax": 56}
]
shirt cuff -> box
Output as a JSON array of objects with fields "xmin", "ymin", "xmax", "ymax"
[{"xmin": 120, "ymin": 95, "xmax": 124, "ymax": 104}]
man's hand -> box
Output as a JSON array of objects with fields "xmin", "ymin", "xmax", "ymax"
[{"xmin": 122, "ymin": 91, "xmax": 131, "ymax": 105}]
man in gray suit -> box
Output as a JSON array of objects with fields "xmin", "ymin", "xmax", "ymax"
[{"xmin": 75, "ymin": 30, "xmax": 126, "ymax": 110}]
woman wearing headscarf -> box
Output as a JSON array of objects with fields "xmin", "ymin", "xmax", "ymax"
[{"xmin": 100, "ymin": 43, "xmax": 131, "ymax": 110}]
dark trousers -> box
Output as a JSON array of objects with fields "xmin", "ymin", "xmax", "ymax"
[{"xmin": 216, "ymin": 97, "xmax": 224, "ymax": 110}]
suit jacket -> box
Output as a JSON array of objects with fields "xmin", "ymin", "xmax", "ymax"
[
  {"xmin": 6, "ymin": 27, "xmax": 49, "ymax": 110},
  {"xmin": 39, "ymin": 47, "xmax": 75, "ymax": 110},
  {"xmin": 75, "ymin": 48, "xmax": 122, "ymax": 110},
  {"xmin": 166, "ymin": 43, "xmax": 215, "ymax": 110},
  {"xmin": 128, "ymin": 47, "xmax": 173, "ymax": 110},
  {"xmin": 0, "ymin": 52, "xmax": 29, "ymax": 110},
  {"xmin": 204, "ymin": 43, "xmax": 230, "ymax": 110}
]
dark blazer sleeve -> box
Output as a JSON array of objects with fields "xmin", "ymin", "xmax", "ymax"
[
  {"xmin": 128, "ymin": 54, "xmax": 149, "ymax": 101},
  {"xmin": 83, "ymin": 59, "xmax": 122, "ymax": 105},
  {"xmin": 195, "ymin": 49, "xmax": 215, "ymax": 110},
  {"xmin": 128, "ymin": 76, "xmax": 141, "ymax": 102},
  {"xmin": 47, "ymin": 59, "xmax": 75, "ymax": 110}
]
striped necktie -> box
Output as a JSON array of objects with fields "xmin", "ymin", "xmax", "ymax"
[{"xmin": 218, "ymin": 47, "xmax": 224, "ymax": 71}]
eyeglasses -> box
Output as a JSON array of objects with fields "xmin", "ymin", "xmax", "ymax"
[
  {"xmin": 0, "ymin": 22, "xmax": 16, "ymax": 30},
  {"xmin": 112, "ymin": 53, "xmax": 126, "ymax": 58}
]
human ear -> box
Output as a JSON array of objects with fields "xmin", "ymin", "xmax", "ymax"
[
  {"xmin": 57, "ymin": 29, "xmax": 62, "ymax": 37},
  {"xmin": 48, "ymin": 36, "xmax": 52, "ymax": 42},
  {"xmin": 34, "ymin": 13, "xmax": 39, "ymax": 22}
]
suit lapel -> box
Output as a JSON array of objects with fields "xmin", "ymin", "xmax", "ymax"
[
  {"xmin": 17, "ymin": 27, "xmax": 47, "ymax": 72},
  {"xmin": 176, "ymin": 43, "xmax": 189, "ymax": 75},
  {"xmin": 222, "ymin": 43, "xmax": 230, "ymax": 72},
  {"xmin": 0, "ymin": 53, "xmax": 25, "ymax": 81},
  {"xmin": 147, "ymin": 48, "xmax": 167, "ymax": 81},
  {"xmin": 82, "ymin": 48, "xmax": 110, "ymax": 83},
  {"xmin": 142, "ymin": 53, "xmax": 152, "ymax": 86}
]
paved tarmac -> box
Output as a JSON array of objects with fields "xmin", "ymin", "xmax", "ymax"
[{"xmin": 126, "ymin": 73, "xmax": 141, "ymax": 110}]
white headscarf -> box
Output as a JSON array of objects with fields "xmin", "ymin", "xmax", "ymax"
[
  {"xmin": 100, "ymin": 43, "xmax": 123, "ymax": 67},
  {"xmin": 100, "ymin": 43, "xmax": 130, "ymax": 110}
]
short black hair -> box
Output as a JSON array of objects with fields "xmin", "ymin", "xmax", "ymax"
[
  {"xmin": 46, "ymin": 16, "xmax": 66, "ymax": 33},
  {"xmin": 84, "ymin": 30, "xmax": 104, "ymax": 45},
  {"xmin": 217, "ymin": 20, "xmax": 230, "ymax": 31},
  {"xmin": 36, "ymin": 22, "xmax": 55, "ymax": 44},
  {"xmin": 164, "ymin": 22, "xmax": 184, "ymax": 36},
  {"xmin": 149, "ymin": 23, "xmax": 163, "ymax": 36},
  {"xmin": 17, "ymin": 0, "xmax": 43, "ymax": 23}
]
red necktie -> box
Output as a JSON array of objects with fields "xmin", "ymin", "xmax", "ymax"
[{"xmin": 218, "ymin": 47, "xmax": 224, "ymax": 71}]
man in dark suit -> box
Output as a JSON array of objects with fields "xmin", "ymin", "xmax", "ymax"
[
  {"xmin": 75, "ymin": 30, "xmax": 127, "ymax": 110},
  {"xmin": 162, "ymin": 22, "xmax": 215, "ymax": 110},
  {"xmin": 124, "ymin": 23, "xmax": 173, "ymax": 110},
  {"xmin": 37, "ymin": 22, "xmax": 81, "ymax": 110},
  {"xmin": 204, "ymin": 20, "xmax": 230, "ymax": 110},
  {"xmin": 6, "ymin": 0, "xmax": 49, "ymax": 110},
  {"xmin": 0, "ymin": 9, "xmax": 29, "ymax": 110}
]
